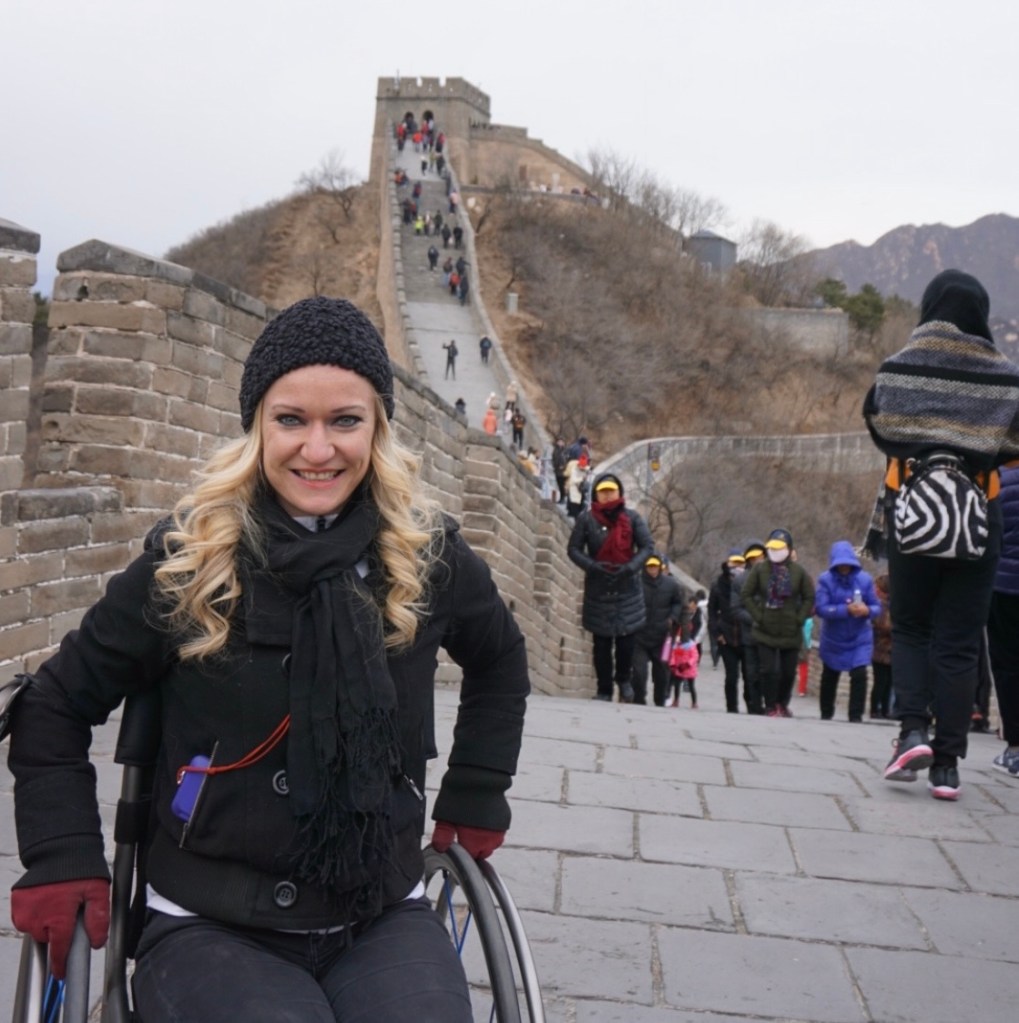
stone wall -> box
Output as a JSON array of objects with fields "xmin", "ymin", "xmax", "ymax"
[
  {"xmin": 465, "ymin": 123, "xmax": 596, "ymax": 194},
  {"xmin": 0, "ymin": 219, "xmax": 36, "ymax": 496},
  {"xmin": 743, "ymin": 307, "xmax": 850, "ymax": 359},
  {"xmin": 0, "ymin": 233, "xmax": 591, "ymax": 695}
]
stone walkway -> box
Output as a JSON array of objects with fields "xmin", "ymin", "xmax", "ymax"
[
  {"xmin": 393, "ymin": 144, "xmax": 508, "ymax": 435},
  {"xmin": 0, "ymin": 665, "xmax": 1016, "ymax": 1020},
  {"xmin": 428, "ymin": 667, "xmax": 1018, "ymax": 1023}
]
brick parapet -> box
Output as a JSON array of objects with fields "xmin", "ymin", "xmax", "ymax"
[
  {"xmin": 33, "ymin": 242, "xmax": 265, "ymax": 500},
  {"xmin": 0, "ymin": 218, "xmax": 38, "ymax": 497}
]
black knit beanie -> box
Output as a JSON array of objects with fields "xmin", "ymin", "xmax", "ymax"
[
  {"xmin": 918, "ymin": 269, "xmax": 992, "ymax": 342},
  {"xmin": 239, "ymin": 297, "xmax": 395, "ymax": 431}
]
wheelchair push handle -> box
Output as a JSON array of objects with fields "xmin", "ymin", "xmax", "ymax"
[{"xmin": 11, "ymin": 910, "xmax": 91, "ymax": 1023}]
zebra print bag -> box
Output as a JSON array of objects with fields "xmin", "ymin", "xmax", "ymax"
[{"xmin": 893, "ymin": 452, "xmax": 988, "ymax": 560}]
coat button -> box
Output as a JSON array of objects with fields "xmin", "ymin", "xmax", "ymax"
[
  {"xmin": 280, "ymin": 653, "xmax": 291, "ymax": 677},
  {"xmin": 273, "ymin": 881, "xmax": 298, "ymax": 909},
  {"xmin": 272, "ymin": 770, "xmax": 289, "ymax": 796}
]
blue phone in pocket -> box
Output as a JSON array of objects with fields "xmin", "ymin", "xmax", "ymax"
[{"xmin": 172, "ymin": 755, "xmax": 211, "ymax": 822}]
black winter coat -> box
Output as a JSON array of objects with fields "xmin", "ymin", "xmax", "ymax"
[
  {"xmin": 567, "ymin": 508, "xmax": 654, "ymax": 637},
  {"xmin": 9, "ymin": 518, "xmax": 528, "ymax": 932},
  {"xmin": 637, "ymin": 573, "xmax": 686, "ymax": 647},
  {"xmin": 708, "ymin": 565, "xmax": 745, "ymax": 647}
]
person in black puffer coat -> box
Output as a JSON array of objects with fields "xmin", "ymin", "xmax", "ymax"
[
  {"xmin": 632, "ymin": 555, "xmax": 687, "ymax": 706},
  {"xmin": 708, "ymin": 549, "xmax": 746, "ymax": 713},
  {"xmin": 568, "ymin": 473, "xmax": 654, "ymax": 702}
]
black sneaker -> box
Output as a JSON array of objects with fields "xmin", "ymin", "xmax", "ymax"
[
  {"xmin": 928, "ymin": 764, "xmax": 961, "ymax": 800},
  {"xmin": 619, "ymin": 683, "xmax": 635, "ymax": 704},
  {"xmin": 884, "ymin": 730, "xmax": 933, "ymax": 781}
]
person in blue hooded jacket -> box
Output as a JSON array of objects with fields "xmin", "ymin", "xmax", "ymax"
[{"xmin": 814, "ymin": 541, "xmax": 881, "ymax": 722}]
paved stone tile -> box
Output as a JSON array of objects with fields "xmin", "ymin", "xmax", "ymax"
[
  {"xmin": 972, "ymin": 775, "xmax": 1019, "ymax": 813},
  {"xmin": 525, "ymin": 712, "xmax": 642, "ymax": 747},
  {"xmin": 506, "ymin": 799, "xmax": 634, "ymax": 857},
  {"xmin": 560, "ymin": 856, "xmax": 733, "ymax": 929},
  {"xmin": 483, "ymin": 847, "xmax": 559, "ymax": 913},
  {"xmin": 969, "ymin": 808, "xmax": 1019, "ymax": 845},
  {"xmin": 602, "ymin": 747, "xmax": 727, "ymax": 786},
  {"xmin": 789, "ymin": 827, "xmax": 960, "ymax": 887},
  {"xmin": 840, "ymin": 792, "xmax": 999, "ymax": 841},
  {"xmin": 508, "ymin": 762, "xmax": 565, "ymax": 803},
  {"xmin": 566, "ymin": 771, "xmax": 703, "ymax": 818},
  {"xmin": 518, "ymin": 734, "xmax": 601, "ymax": 771},
  {"xmin": 633, "ymin": 733, "xmax": 758, "ymax": 762},
  {"xmin": 657, "ymin": 927, "xmax": 865, "ymax": 1021},
  {"xmin": 727, "ymin": 759, "xmax": 864, "ymax": 796},
  {"xmin": 939, "ymin": 838, "xmax": 1019, "ymax": 896},
  {"xmin": 519, "ymin": 911, "xmax": 653, "ymax": 1003},
  {"xmin": 702, "ymin": 785, "xmax": 851, "ymax": 830},
  {"xmin": 639, "ymin": 815, "xmax": 797, "ymax": 874},
  {"xmin": 735, "ymin": 873, "xmax": 927, "ymax": 949},
  {"xmin": 902, "ymin": 888, "xmax": 1019, "ymax": 963},
  {"xmin": 847, "ymin": 946, "xmax": 1017, "ymax": 1023},
  {"xmin": 750, "ymin": 743, "xmax": 887, "ymax": 774},
  {"xmin": 575, "ymin": 1002, "xmax": 750, "ymax": 1022}
]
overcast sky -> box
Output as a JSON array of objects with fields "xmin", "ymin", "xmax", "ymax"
[{"xmin": 6, "ymin": 0, "xmax": 1018, "ymax": 295}]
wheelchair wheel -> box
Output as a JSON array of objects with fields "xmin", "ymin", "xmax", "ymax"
[{"xmin": 424, "ymin": 844, "xmax": 543, "ymax": 1023}]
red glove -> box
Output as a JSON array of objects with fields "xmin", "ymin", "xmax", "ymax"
[
  {"xmin": 431, "ymin": 821, "xmax": 506, "ymax": 860},
  {"xmin": 11, "ymin": 878, "xmax": 110, "ymax": 979}
]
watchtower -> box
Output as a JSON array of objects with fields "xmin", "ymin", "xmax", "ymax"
[{"xmin": 371, "ymin": 76, "xmax": 491, "ymax": 180}]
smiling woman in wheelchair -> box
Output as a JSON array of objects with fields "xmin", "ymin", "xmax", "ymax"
[{"xmin": 8, "ymin": 297, "xmax": 529, "ymax": 1022}]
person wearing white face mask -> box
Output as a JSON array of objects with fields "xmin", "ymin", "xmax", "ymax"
[{"xmin": 741, "ymin": 528, "xmax": 816, "ymax": 717}]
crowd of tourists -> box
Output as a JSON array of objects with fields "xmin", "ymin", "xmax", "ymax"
[{"xmin": 570, "ymin": 270, "xmax": 1019, "ymax": 809}]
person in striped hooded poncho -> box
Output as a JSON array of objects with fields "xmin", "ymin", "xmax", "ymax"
[{"xmin": 863, "ymin": 269, "xmax": 1019, "ymax": 801}]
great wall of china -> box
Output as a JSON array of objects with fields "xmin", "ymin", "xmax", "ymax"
[{"xmin": 0, "ymin": 76, "xmax": 882, "ymax": 694}]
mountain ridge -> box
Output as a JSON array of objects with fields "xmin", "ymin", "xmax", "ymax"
[{"xmin": 808, "ymin": 212, "xmax": 1019, "ymax": 337}]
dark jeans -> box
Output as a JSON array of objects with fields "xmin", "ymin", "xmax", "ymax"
[
  {"xmin": 758, "ymin": 646, "xmax": 799, "ymax": 711},
  {"xmin": 632, "ymin": 638, "xmax": 670, "ymax": 705},
  {"xmin": 988, "ymin": 590, "xmax": 1019, "ymax": 745},
  {"xmin": 131, "ymin": 897, "xmax": 471, "ymax": 1023},
  {"xmin": 718, "ymin": 642, "xmax": 741, "ymax": 712},
  {"xmin": 819, "ymin": 663, "xmax": 867, "ymax": 720},
  {"xmin": 888, "ymin": 505, "xmax": 1001, "ymax": 761},
  {"xmin": 870, "ymin": 661, "xmax": 893, "ymax": 716},
  {"xmin": 741, "ymin": 643, "xmax": 764, "ymax": 713},
  {"xmin": 593, "ymin": 633, "xmax": 636, "ymax": 698}
]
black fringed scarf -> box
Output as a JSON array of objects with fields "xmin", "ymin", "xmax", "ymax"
[{"xmin": 244, "ymin": 491, "xmax": 403, "ymax": 919}]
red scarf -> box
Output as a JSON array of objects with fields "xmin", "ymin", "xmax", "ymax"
[{"xmin": 591, "ymin": 498, "xmax": 634, "ymax": 564}]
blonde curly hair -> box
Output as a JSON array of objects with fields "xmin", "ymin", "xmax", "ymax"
[{"xmin": 154, "ymin": 395, "xmax": 441, "ymax": 660}]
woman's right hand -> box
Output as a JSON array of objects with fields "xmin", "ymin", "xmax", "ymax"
[{"xmin": 10, "ymin": 878, "xmax": 110, "ymax": 979}]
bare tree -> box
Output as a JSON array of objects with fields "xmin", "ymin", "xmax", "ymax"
[
  {"xmin": 296, "ymin": 150, "xmax": 361, "ymax": 223},
  {"xmin": 670, "ymin": 188, "xmax": 728, "ymax": 239},
  {"xmin": 737, "ymin": 219, "xmax": 815, "ymax": 307},
  {"xmin": 293, "ymin": 248, "xmax": 331, "ymax": 297}
]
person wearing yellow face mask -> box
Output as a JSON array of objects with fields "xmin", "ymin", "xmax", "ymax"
[{"xmin": 741, "ymin": 528, "xmax": 815, "ymax": 717}]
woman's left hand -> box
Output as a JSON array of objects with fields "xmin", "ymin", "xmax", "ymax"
[{"xmin": 430, "ymin": 821, "xmax": 506, "ymax": 860}]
